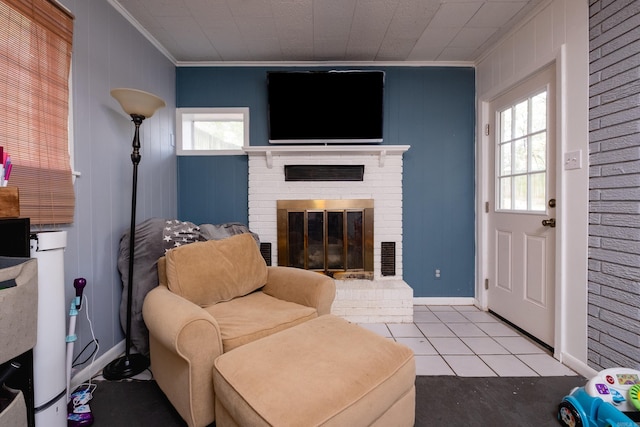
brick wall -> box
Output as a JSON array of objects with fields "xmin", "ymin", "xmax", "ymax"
[
  {"xmin": 247, "ymin": 150, "xmax": 404, "ymax": 280},
  {"xmin": 588, "ymin": 0, "xmax": 640, "ymax": 369}
]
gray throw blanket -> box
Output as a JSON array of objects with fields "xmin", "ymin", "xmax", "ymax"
[{"xmin": 117, "ymin": 218, "xmax": 258, "ymax": 357}]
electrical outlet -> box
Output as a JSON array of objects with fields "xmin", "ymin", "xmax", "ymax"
[{"xmin": 435, "ymin": 269, "xmax": 441, "ymax": 279}]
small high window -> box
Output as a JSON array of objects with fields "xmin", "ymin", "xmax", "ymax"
[{"xmin": 177, "ymin": 107, "xmax": 249, "ymax": 155}]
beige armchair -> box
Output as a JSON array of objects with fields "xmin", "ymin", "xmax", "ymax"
[{"xmin": 142, "ymin": 233, "xmax": 335, "ymax": 427}]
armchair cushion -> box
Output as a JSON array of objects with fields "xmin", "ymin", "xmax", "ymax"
[
  {"xmin": 165, "ymin": 233, "xmax": 267, "ymax": 306},
  {"xmin": 206, "ymin": 291, "xmax": 317, "ymax": 352}
]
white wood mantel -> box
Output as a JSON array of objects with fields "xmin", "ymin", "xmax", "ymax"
[{"xmin": 243, "ymin": 145, "xmax": 410, "ymax": 168}]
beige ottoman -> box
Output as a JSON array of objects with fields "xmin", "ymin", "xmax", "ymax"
[{"xmin": 213, "ymin": 315, "xmax": 415, "ymax": 427}]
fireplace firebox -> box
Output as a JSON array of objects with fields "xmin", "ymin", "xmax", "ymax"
[{"xmin": 277, "ymin": 199, "xmax": 373, "ymax": 277}]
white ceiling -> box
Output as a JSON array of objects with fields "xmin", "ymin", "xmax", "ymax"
[{"xmin": 111, "ymin": 0, "xmax": 543, "ymax": 64}]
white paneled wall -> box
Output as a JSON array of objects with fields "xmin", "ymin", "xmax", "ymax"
[
  {"xmin": 475, "ymin": 0, "xmax": 590, "ymax": 375},
  {"xmin": 59, "ymin": 0, "xmax": 177, "ymax": 368},
  {"xmin": 476, "ymin": 0, "xmax": 566, "ymax": 99}
]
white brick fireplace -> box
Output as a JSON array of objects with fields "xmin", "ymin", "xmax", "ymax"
[{"xmin": 246, "ymin": 145, "xmax": 413, "ymax": 323}]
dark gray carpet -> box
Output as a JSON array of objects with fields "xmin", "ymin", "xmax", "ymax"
[
  {"xmin": 86, "ymin": 376, "xmax": 586, "ymax": 426},
  {"xmin": 414, "ymin": 376, "xmax": 586, "ymax": 426}
]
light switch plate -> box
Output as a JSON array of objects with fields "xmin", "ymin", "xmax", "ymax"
[{"xmin": 564, "ymin": 150, "xmax": 582, "ymax": 170}]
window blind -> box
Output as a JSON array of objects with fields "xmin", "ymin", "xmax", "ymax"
[{"xmin": 0, "ymin": 0, "xmax": 75, "ymax": 225}]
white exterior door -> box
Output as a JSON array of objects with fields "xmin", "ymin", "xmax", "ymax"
[{"xmin": 487, "ymin": 65, "xmax": 556, "ymax": 348}]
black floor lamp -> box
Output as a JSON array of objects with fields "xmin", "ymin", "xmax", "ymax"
[{"xmin": 103, "ymin": 88, "xmax": 165, "ymax": 380}]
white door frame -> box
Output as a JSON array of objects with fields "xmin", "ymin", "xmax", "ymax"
[{"xmin": 476, "ymin": 46, "xmax": 568, "ymax": 360}]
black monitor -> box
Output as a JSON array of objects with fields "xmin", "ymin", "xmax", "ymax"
[{"xmin": 267, "ymin": 70, "xmax": 384, "ymax": 144}]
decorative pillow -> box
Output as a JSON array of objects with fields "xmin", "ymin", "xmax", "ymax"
[
  {"xmin": 162, "ymin": 219, "xmax": 205, "ymax": 253},
  {"xmin": 165, "ymin": 233, "xmax": 267, "ymax": 306}
]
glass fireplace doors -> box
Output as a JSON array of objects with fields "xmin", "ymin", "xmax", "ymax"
[{"xmin": 277, "ymin": 199, "xmax": 373, "ymax": 276}]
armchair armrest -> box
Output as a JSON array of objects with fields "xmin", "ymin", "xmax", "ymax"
[
  {"xmin": 142, "ymin": 285, "xmax": 223, "ymax": 427},
  {"xmin": 262, "ymin": 266, "xmax": 336, "ymax": 315},
  {"xmin": 143, "ymin": 285, "xmax": 223, "ymax": 358}
]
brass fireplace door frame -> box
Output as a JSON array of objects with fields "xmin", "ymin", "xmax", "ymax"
[{"xmin": 277, "ymin": 199, "xmax": 374, "ymax": 274}]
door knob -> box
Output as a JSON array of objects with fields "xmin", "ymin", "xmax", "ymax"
[{"xmin": 542, "ymin": 218, "xmax": 556, "ymax": 228}]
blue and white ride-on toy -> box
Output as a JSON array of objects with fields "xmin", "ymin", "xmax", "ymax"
[{"xmin": 558, "ymin": 368, "xmax": 640, "ymax": 427}]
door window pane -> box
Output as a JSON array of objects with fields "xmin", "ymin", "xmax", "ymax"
[
  {"xmin": 514, "ymin": 100, "xmax": 528, "ymax": 138},
  {"xmin": 497, "ymin": 88, "xmax": 548, "ymax": 212},
  {"xmin": 514, "ymin": 138, "xmax": 528, "ymax": 174},
  {"xmin": 500, "ymin": 143, "xmax": 512, "ymax": 175},
  {"xmin": 514, "ymin": 175, "xmax": 528, "ymax": 210},
  {"xmin": 501, "ymin": 109, "xmax": 512, "ymax": 141},
  {"xmin": 530, "ymin": 133, "xmax": 546, "ymax": 171},
  {"xmin": 531, "ymin": 173, "xmax": 546, "ymax": 211},
  {"xmin": 500, "ymin": 177, "xmax": 512, "ymax": 210},
  {"xmin": 531, "ymin": 92, "xmax": 547, "ymax": 132}
]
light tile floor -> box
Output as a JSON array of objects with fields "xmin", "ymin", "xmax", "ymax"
[{"xmin": 358, "ymin": 305, "xmax": 577, "ymax": 377}]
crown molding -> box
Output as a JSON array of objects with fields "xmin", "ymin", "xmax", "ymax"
[
  {"xmin": 175, "ymin": 60, "xmax": 475, "ymax": 68},
  {"xmin": 108, "ymin": 0, "xmax": 177, "ymax": 65}
]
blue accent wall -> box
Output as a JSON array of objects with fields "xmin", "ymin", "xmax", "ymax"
[
  {"xmin": 177, "ymin": 66, "xmax": 475, "ymax": 297},
  {"xmin": 178, "ymin": 155, "xmax": 248, "ymax": 225}
]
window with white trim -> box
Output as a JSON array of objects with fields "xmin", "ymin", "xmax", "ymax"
[
  {"xmin": 176, "ymin": 107, "xmax": 249, "ymax": 155},
  {"xmin": 496, "ymin": 89, "xmax": 548, "ymax": 212}
]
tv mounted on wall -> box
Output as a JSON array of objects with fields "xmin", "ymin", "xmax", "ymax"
[{"xmin": 267, "ymin": 70, "xmax": 384, "ymax": 144}]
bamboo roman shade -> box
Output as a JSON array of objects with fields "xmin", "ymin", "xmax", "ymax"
[{"xmin": 0, "ymin": 0, "xmax": 75, "ymax": 224}]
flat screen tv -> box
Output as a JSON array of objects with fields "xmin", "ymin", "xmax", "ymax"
[{"xmin": 267, "ymin": 70, "xmax": 384, "ymax": 144}]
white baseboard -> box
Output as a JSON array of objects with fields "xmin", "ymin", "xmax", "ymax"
[
  {"xmin": 70, "ymin": 340, "xmax": 125, "ymax": 391},
  {"xmin": 559, "ymin": 352, "xmax": 597, "ymax": 379},
  {"xmin": 413, "ymin": 297, "xmax": 478, "ymax": 306}
]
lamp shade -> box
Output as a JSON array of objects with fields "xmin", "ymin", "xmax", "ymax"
[{"xmin": 111, "ymin": 88, "xmax": 166, "ymax": 118}]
